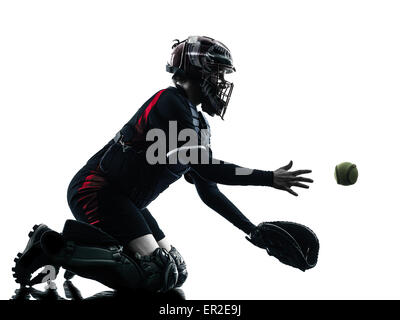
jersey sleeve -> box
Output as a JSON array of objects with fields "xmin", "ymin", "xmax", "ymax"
[
  {"xmin": 190, "ymin": 152, "xmax": 274, "ymax": 187},
  {"xmin": 187, "ymin": 170, "xmax": 257, "ymax": 235}
]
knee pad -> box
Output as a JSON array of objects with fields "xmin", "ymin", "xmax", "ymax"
[
  {"xmin": 131, "ymin": 248, "xmax": 178, "ymax": 293},
  {"xmin": 169, "ymin": 246, "xmax": 188, "ymax": 287}
]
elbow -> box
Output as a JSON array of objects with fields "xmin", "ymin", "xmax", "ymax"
[{"xmin": 195, "ymin": 183, "xmax": 220, "ymax": 205}]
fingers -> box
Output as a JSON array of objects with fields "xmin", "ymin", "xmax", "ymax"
[
  {"xmin": 274, "ymin": 162, "xmax": 313, "ymax": 196},
  {"xmin": 279, "ymin": 160, "xmax": 293, "ymax": 171},
  {"xmin": 293, "ymin": 176, "xmax": 314, "ymax": 183},
  {"xmin": 292, "ymin": 169, "xmax": 312, "ymax": 176},
  {"xmin": 285, "ymin": 186, "xmax": 298, "ymax": 196},
  {"xmin": 291, "ymin": 182, "xmax": 309, "ymax": 189},
  {"xmin": 280, "ymin": 175, "xmax": 313, "ymax": 183}
]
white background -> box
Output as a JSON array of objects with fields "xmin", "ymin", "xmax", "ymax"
[{"xmin": 1, "ymin": 0, "xmax": 399, "ymax": 300}]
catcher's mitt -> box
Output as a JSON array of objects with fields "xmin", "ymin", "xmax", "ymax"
[{"xmin": 246, "ymin": 221, "xmax": 319, "ymax": 271}]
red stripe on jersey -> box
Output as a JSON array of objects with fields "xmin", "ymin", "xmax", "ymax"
[
  {"xmin": 76, "ymin": 170, "xmax": 106, "ymax": 226},
  {"xmin": 84, "ymin": 207, "xmax": 98, "ymax": 216},
  {"xmin": 78, "ymin": 173, "xmax": 107, "ymax": 192},
  {"xmin": 137, "ymin": 89, "xmax": 166, "ymax": 129}
]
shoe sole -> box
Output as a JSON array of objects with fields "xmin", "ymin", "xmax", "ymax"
[{"xmin": 12, "ymin": 224, "xmax": 54, "ymax": 285}]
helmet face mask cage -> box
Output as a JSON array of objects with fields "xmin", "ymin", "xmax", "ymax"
[
  {"xmin": 166, "ymin": 36, "xmax": 235, "ymax": 119},
  {"xmin": 200, "ymin": 66, "xmax": 234, "ymax": 119}
]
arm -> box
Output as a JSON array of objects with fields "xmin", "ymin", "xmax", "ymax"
[
  {"xmin": 185, "ymin": 170, "xmax": 257, "ymax": 235},
  {"xmin": 190, "ymin": 153, "xmax": 274, "ymax": 187},
  {"xmin": 158, "ymin": 89, "xmax": 313, "ymax": 195},
  {"xmin": 191, "ymin": 153, "xmax": 313, "ymax": 196},
  {"xmin": 157, "ymin": 90, "xmax": 273, "ymax": 187}
]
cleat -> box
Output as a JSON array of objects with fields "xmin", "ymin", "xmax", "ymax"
[
  {"xmin": 28, "ymin": 225, "xmax": 40, "ymax": 237},
  {"xmin": 12, "ymin": 267, "xmax": 16, "ymax": 272},
  {"xmin": 13, "ymin": 224, "xmax": 59, "ymax": 286}
]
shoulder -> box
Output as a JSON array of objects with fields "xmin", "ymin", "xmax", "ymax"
[{"xmin": 157, "ymin": 86, "xmax": 193, "ymax": 118}]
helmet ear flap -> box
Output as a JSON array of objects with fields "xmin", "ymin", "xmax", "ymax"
[
  {"xmin": 172, "ymin": 69, "xmax": 187, "ymax": 85},
  {"xmin": 173, "ymin": 69, "xmax": 186, "ymax": 80}
]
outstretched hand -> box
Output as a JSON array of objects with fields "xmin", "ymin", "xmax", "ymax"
[{"xmin": 273, "ymin": 160, "xmax": 313, "ymax": 196}]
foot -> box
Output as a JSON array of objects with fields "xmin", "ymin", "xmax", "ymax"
[{"xmin": 12, "ymin": 224, "xmax": 59, "ymax": 286}]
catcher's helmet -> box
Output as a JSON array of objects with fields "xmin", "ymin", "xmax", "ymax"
[{"xmin": 166, "ymin": 36, "xmax": 235, "ymax": 119}]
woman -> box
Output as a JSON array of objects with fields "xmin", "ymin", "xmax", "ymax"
[{"xmin": 14, "ymin": 36, "xmax": 316, "ymax": 293}]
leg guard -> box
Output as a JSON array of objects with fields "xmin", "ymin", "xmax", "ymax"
[
  {"xmin": 169, "ymin": 246, "xmax": 188, "ymax": 287},
  {"xmin": 40, "ymin": 220, "xmax": 144, "ymax": 291}
]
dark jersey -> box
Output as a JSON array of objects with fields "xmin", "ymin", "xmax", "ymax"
[
  {"xmin": 118, "ymin": 86, "xmax": 210, "ymax": 154},
  {"xmin": 82, "ymin": 85, "xmax": 273, "ymax": 210},
  {"xmin": 82, "ymin": 86, "xmax": 210, "ymax": 209}
]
